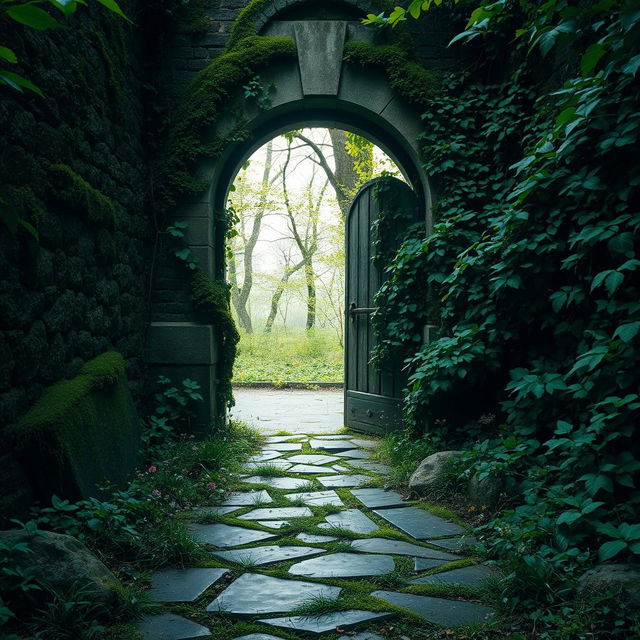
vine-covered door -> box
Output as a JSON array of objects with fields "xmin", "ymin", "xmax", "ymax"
[{"xmin": 344, "ymin": 177, "xmax": 420, "ymax": 434}]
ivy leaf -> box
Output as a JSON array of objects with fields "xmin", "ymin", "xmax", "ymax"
[
  {"xmin": 0, "ymin": 46, "xmax": 17, "ymax": 64},
  {"xmin": 557, "ymin": 510, "xmax": 582, "ymax": 526},
  {"xmin": 622, "ymin": 54, "xmax": 640, "ymax": 76},
  {"xmin": 599, "ymin": 539, "xmax": 628, "ymax": 561},
  {"xmin": 0, "ymin": 70, "xmax": 44, "ymax": 96},
  {"xmin": 580, "ymin": 44, "xmax": 606, "ymax": 76},
  {"xmin": 6, "ymin": 4, "xmax": 63, "ymax": 30},
  {"xmin": 95, "ymin": 0, "xmax": 131, "ymax": 22},
  {"xmin": 614, "ymin": 322, "xmax": 640, "ymax": 343}
]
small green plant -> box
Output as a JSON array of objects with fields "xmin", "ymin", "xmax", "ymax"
[{"xmin": 243, "ymin": 75, "xmax": 274, "ymax": 110}]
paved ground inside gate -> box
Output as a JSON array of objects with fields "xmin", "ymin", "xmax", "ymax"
[
  {"xmin": 230, "ymin": 388, "xmax": 344, "ymax": 434},
  {"xmin": 138, "ymin": 431, "xmax": 496, "ymax": 639}
]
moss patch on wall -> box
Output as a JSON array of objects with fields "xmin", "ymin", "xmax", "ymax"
[
  {"xmin": 191, "ymin": 270, "xmax": 240, "ymax": 409},
  {"xmin": 343, "ymin": 41, "xmax": 440, "ymax": 107},
  {"xmin": 48, "ymin": 164, "xmax": 119, "ymax": 229},
  {"xmin": 13, "ymin": 351, "xmax": 140, "ymax": 501}
]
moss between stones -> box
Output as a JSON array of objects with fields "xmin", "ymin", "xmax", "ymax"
[
  {"xmin": 343, "ymin": 40, "xmax": 440, "ymax": 107},
  {"xmin": 226, "ymin": 0, "xmax": 411, "ymax": 52},
  {"xmin": 48, "ymin": 164, "xmax": 118, "ymax": 229},
  {"xmin": 191, "ymin": 271, "xmax": 240, "ymax": 409},
  {"xmin": 14, "ymin": 351, "xmax": 139, "ymax": 500}
]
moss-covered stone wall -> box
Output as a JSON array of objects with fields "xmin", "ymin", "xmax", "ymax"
[{"xmin": 0, "ymin": 1, "xmax": 150, "ymax": 517}]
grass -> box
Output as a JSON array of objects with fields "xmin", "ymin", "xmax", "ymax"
[{"xmin": 233, "ymin": 328, "xmax": 343, "ymax": 384}]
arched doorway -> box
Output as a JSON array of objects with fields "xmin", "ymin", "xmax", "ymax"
[{"xmin": 147, "ymin": 0, "xmax": 432, "ymax": 432}]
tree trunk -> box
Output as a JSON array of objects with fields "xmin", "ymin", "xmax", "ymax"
[
  {"xmin": 328, "ymin": 129, "xmax": 362, "ymax": 216},
  {"xmin": 305, "ymin": 260, "xmax": 316, "ymax": 330},
  {"xmin": 264, "ymin": 259, "xmax": 305, "ymax": 332}
]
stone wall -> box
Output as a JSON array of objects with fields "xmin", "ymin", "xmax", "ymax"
[{"xmin": 0, "ymin": 1, "xmax": 150, "ymax": 517}]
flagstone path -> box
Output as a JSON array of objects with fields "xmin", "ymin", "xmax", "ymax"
[{"xmin": 138, "ymin": 433, "xmax": 497, "ymax": 639}]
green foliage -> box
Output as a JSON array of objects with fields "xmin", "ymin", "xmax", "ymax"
[
  {"xmin": 191, "ymin": 271, "xmax": 240, "ymax": 409},
  {"xmin": 372, "ymin": 0, "xmax": 640, "ymax": 635},
  {"xmin": 48, "ymin": 164, "xmax": 118, "ymax": 229},
  {"xmin": 343, "ymin": 41, "xmax": 440, "ymax": 107},
  {"xmin": 234, "ymin": 329, "xmax": 343, "ymax": 385}
]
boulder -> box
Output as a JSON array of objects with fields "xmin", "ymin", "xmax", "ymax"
[
  {"xmin": 577, "ymin": 563, "xmax": 640, "ymax": 607},
  {"xmin": 0, "ymin": 529, "xmax": 118, "ymax": 605},
  {"xmin": 408, "ymin": 450, "xmax": 461, "ymax": 496},
  {"xmin": 468, "ymin": 472, "xmax": 503, "ymax": 508}
]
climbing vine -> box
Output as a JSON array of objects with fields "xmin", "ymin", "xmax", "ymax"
[{"xmin": 372, "ymin": 0, "xmax": 640, "ymax": 634}]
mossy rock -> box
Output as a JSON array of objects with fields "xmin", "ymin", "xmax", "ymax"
[{"xmin": 13, "ymin": 351, "xmax": 141, "ymax": 502}]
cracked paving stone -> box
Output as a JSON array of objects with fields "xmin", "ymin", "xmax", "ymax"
[
  {"xmin": 347, "ymin": 460, "xmax": 392, "ymax": 475},
  {"xmin": 350, "ymin": 488, "xmax": 406, "ymax": 509},
  {"xmin": 411, "ymin": 565, "xmax": 500, "ymax": 588},
  {"xmin": 262, "ymin": 442, "xmax": 303, "ymax": 451},
  {"xmin": 296, "ymin": 532, "xmax": 339, "ymax": 543},
  {"xmin": 336, "ymin": 449, "xmax": 372, "ymax": 459},
  {"xmin": 188, "ymin": 523, "xmax": 276, "ymax": 547},
  {"xmin": 309, "ymin": 439, "xmax": 356, "ymax": 452},
  {"xmin": 285, "ymin": 490, "xmax": 344, "ymax": 506},
  {"xmin": 213, "ymin": 545, "xmax": 325, "ymax": 566},
  {"xmin": 373, "ymin": 507, "xmax": 465, "ymax": 539},
  {"xmin": 248, "ymin": 451, "xmax": 282, "ymax": 463},
  {"xmin": 289, "ymin": 464, "xmax": 337, "ymax": 474},
  {"xmin": 319, "ymin": 509, "xmax": 379, "ymax": 534},
  {"xmin": 242, "ymin": 476, "xmax": 311, "ymax": 490},
  {"xmin": 238, "ymin": 507, "xmax": 312, "ymax": 520},
  {"xmin": 222, "ymin": 490, "xmax": 273, "ymax": 506},
  {"xmin": 206, "ymin": 573, "xmax": 341, "ymax": 616},
  {"xmin": 192, "ymin": 506, "xmax": 242, "ymax": 517},
  {"xmin": 257, "ymin": 520, "xmax": 291, "ymax": 529},
  {"xmin": 242, "ymin": 461, "xmax": 293, "ymax": 472},
  {"xmin": 426, "ymin": 536, "xmax": 479, "ymax": 551},
  {"xmin": 258, "ymin": 610, "xmax": 393, "ymax": 635},
  {"xmin": 350, "ymin": 439, "xmax": 379, "ymax": 448},
  {"xmin": 350, "ymin": 538, "xmax": 459, "ymax": 560},
  {"xmin": 148, "ymin": 568, "xmax": 229, "ymax": 602},
  {"xmin": 137, "ymin": 613, "xmax": 211, "ymax": 639},
  {"xmin": 286, "ymin": 454, "xmax": 340, "ymax": 465},
  {"xmin": 371, "ymin": 590, "xmax": 495, "ymax": 627},
  {"xmin": 289, "ymin": 552, "xmax": 395, "ymax": 578},
  {"xmin": 318, "ymin": 474, "xmax": 371, "ymax": 488}
]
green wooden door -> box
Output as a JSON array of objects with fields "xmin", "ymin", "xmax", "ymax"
[{"xmin": 345, "ymin": 177, "xmax": 420, "ymax": 434}]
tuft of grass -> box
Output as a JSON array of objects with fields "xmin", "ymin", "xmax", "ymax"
[{"xmin": 248, "ymin": 463, "xmax": 284, "ymax": 476}]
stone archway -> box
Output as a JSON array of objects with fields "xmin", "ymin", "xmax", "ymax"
[{"xmin": 147, "ymin": 0, "xmax": 432, "ymax": 431}]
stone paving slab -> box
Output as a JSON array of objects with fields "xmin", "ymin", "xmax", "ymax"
[
  {"xmin": 238, "ymin": 507, "xmax": 313, "ymax": 520},
  {"xmin": 351, "ymin": 488, "xmax": 406, "ymax": 509},
  {"xmin": 296, "ymin": 532, "xmax": 339, "ymax": 543},
  {"xmin": 414, "ymin": 557, "xmax": 454, "ymax": 571},
  {"xmin": 373, "ymin": 507, "xmax": 465, "ymax": 539},
  {"xmin": 332, "ymin": 464, "xmax": 350, "ymax": 472},
  {"xmin": 213, "ymin": 545, "xmax": 325, "ymax": 566},
  {"xmin": 232, "ymin": 635, "xmax": 283, "ymax": 640},
  {"xmin": 411, "ymin": 565, "xmax": 499, "ymax": 588},
  {"xmin": 248, "ymin": 452, "xmax": 282, "ymax": 463},
  {"xmin": 289, "ymin": 464, "xmax": 338, "ymax": 474},
  {"xmin": 351, "ymin": 439, "xmax": 380, "ymax": 448},
  {"xmin": 242, "ymin": 461, "xmax": 293, "ymax": 472},
  {"xmin": 257, "ymin": 520, "xmax": 291, "ymax": 529},
  {"xmin": 285, "ymin": 490, "xmax": 344, "ymax": 507},
  {"xmin": 138, "ymin": 613, "xmax": 211, "ymax": 639},
  {"xmin": 350, "ymin": 538, "xmax": 459, "ymax": 560},
  {"xmin": 243, "ymin": 476, "xmax": 311, "ymax": 490},
  {"xmin": 286, "ymin": 454, "xmax": 340, "ymax": 465},
  {"xmin": 222, "ymin": 491, "xmax": 273, "ymax": 506},
  {"xmin": 337, "ymin": 633, "xmax": 385, "ymax": 640},
  {"xmin": 188, "ymin": 524, "xmax": 276, "ymax": 547},
  {"xmin": 427, "ymin": 536, "xmax": 479, "ymax": 551},
  {"xmin": 259, "ymin": 610, "xmax": 392, "ymax": 635},
  {"xmin": 266, "ymin": 436, "xmax": 306, "ymax": 443},
  {"xmin": 309, "ymin": 439, "xmax": 356, "ymax": 452},
  {"xmin": 346, "ymin": 460, "xmax": 392, "ymax": 475},
  {"xmin": 149, "ymin": 568, "xmax": 229, "ymax": 603},
  {"xmin": 336, "ymin": 449, "xmax": 372, "ymax": 459},
  {"xmin": 192, "ymin": 506, "xmax": 242, "ymax": 517},
  {"xmin": 318, "ymin": 474, "xmax": 371, "ymax": 488},
  {"xmin": 207, "ymin": 573, "xmax": 341, "ymax": 616},
  {"xmin": 263, "ymin": 442, "xmax": 303, "ymax": 451},
  {"xmin": 371, "ymin": 590, "xmax": 494, "ymax": 627},
  {"xmin": 308, "ymin": 434, "xmax": 353, "ymax": 440},
  {"xmin": 319, "ymin": 509, "xmax": 379, "ymax": 534},
  {"xmin": 289, "ymin": 552, "xmax": 395, "ymax": 578}
]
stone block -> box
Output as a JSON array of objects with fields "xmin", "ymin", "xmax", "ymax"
[
  {"xmin": 147, "ymin": 322, "xmax": 217, "ymax": 365},
  {"xmin": 182, "ymin": 216, "xmax": 215, "ymax": 247}
]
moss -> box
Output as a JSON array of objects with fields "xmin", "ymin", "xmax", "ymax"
[
  {"xmin": 226, "ymin": 0, "xmax": 412, "ymax": 52},
  {"xmin": 343, "ymin": 40, "xmax": 440, "ymax": 107},
  {"xmin": 180, "ymin": 0, "xmax": 218, "ymax": 37},
  {"xmin": 191, "ymin": 271, "xmax": 240, "ymax": 409},
  {"xmin": 14, "ymin": 185, "xmax": 46, "ymax": 228},
  {"xmin": 14, "ymin": 351, "xmax": 138, "ymax": 500},
  {"xmin": 48, "ymin": 164, "xmax": 118, "ymax": 229}
]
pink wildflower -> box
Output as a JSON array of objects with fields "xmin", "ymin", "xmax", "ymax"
[
  {"xmin": 220, "ymin": 477, "xmax": 226, "ymax": 483},
  {"xmin": 208, "ymin": 481, "xmax": 217, "ymax": 490},
  {"xmin": 148, "ymin": 465, "xmax": 157, "ymax": 473},
  {"xmin": 152, "ymin": 489, "xmax": 161, "ymax": 497}
]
